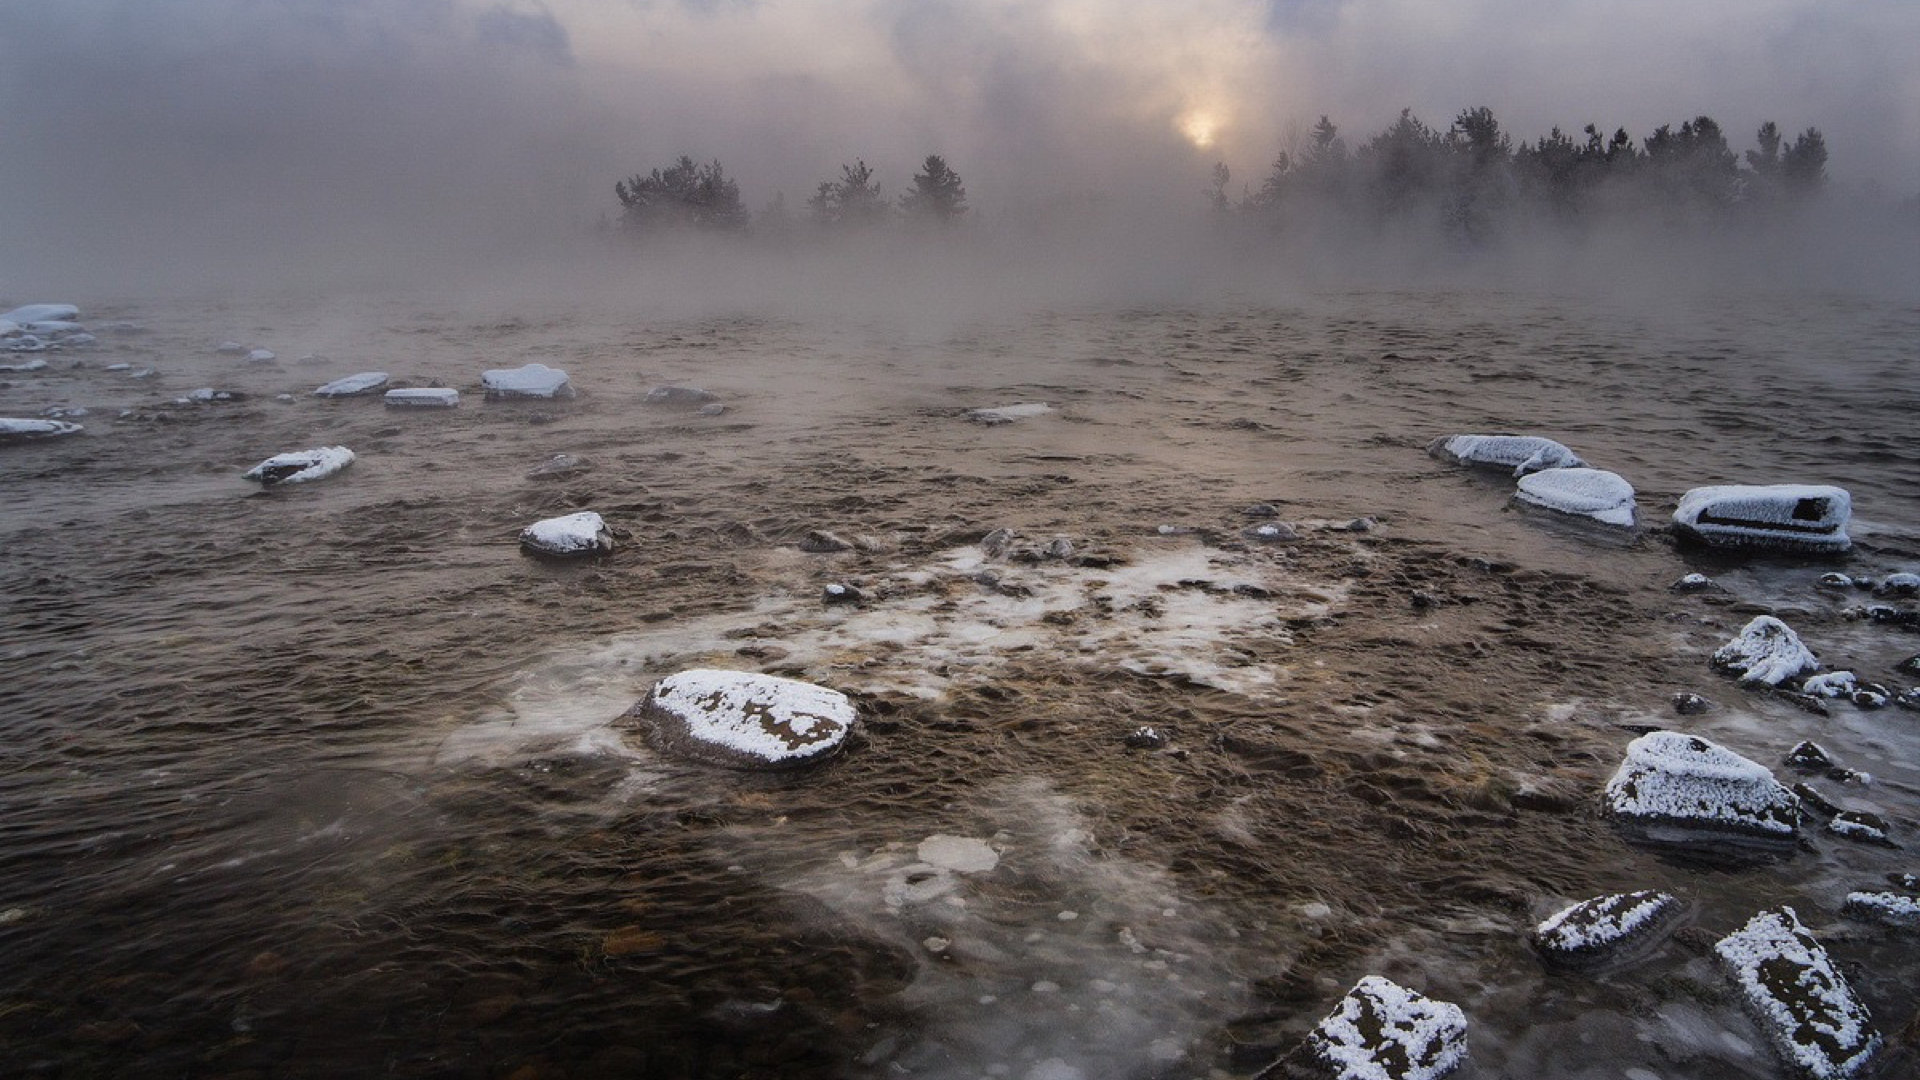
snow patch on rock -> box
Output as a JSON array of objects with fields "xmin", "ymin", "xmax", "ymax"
[
  {"xmin": 242, "ymin": 446, "xmax": 354, "ymax": 486},
  {"xmin": 1714, "ymin": 906, "xmax": 1880, "ymax": 1079},
  {"xmin": 1712, "ymin": 616, "xmax": 1819, "ymax": 687},
  {"xmin": 1674, "ymin": 484, "xmax": 1852, "ymax": 554},
  {"xmin": 518, "ymin": 511, "xmax": 612, "ymax": 558},
  {"xmin": 631, "ymin": 668, "xmax": 855, "ymax": 769},
  {"xmin": 1514, "ymin": 467, "xmax": 1637, "ymax": 527},
  {"xmin": 1428, "ymin": 434, "xmax": 1584, "ymax": 477},
  {"xmin": 1604, "ymin": 731, "xmax": 1798, "ymax": 842}
]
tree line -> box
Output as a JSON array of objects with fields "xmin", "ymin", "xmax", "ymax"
[{"xmin": 613, "ymin": 154, "xmax": 967, "ymax": 237}]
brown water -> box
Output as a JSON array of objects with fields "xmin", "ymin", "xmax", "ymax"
[{"xmin": 3, "ymin": 284, "xmax": 1918, "ymax": 1079}]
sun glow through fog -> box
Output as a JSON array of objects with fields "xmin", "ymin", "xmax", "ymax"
[{"xmin": 1179, "ymin": 109, "xmax": 1219, "ymax": 149}]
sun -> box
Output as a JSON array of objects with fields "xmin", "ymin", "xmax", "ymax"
[{"xmin": 1179, "ymin": 109, "xmax": 1219, "ymax": 150}]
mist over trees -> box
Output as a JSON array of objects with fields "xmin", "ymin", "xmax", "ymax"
[
  {"xmin": 614, "ymin": 157, "xmax": 748, "ymax": 234},
  {"xmin": 900, "ymin": 155, "xmax": 969, "ymax": 226}
]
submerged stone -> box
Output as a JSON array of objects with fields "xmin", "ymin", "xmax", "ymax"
[
  {"xmin": 0, "ymin": 417, "xmax": 83, "ymax": 444},
  {"xmin": 1672, "ymin": 573, "xmax": 1715, "ymax": 592},
  {"xmin": 1513, "ymin": 467, "xmax": 1637, "ymax": 527},
  {"xmin": 383, "ymin": 387, "xmax": 459, "ymax": 409},
  {"xmin": 1427, "ymin": 433, "xmax": 1585, "ymax": 477},
  {"xmin": 1712, "ymin": 616, "xmax": 1820, "ymax": 687},
  {"xmin": 1673, "ymin": 484, "xmax": 1852, "ymax": 555},
  {"xmin": 1714, "ymin": 906, "xmax": 1880, "ymax": 1079},
  {"xmin": 1827, "ymin": 811, "xmax": 1895, "ymax": 848},
  {"xmin": 242, "ymin": 446, "xmax": 354, "ymax": 486},
  {"xmin": 967, "ymin": 402, "xmax": 1052, "ymax": 425},
  {"xmin": 482, "ymin": 362, "xmax": 574, "ymax": 401},
  {"xmin": 643, "ymin": 385, "xmax": 716, "ymax": 406},
  {"xmin": 1603, "ymin": 731, "xmax": 1799, "ymax": 850},
  {"xmin": 526, "ymin": 453, "xmax": 589, "ymax": 480},
  {"xmin": 1785, "ymin": 741, "xmax": 1838, "ymax": 772},
  {"xmin": 1261, "ymin": 976, "xmax": 1467, "ymax": 1080},
  {"xmin": 628, "ymin": 668, "xmax": 855, "ymax": 769},
  {"xmin": 1, "ymin": 303, "xmax": 80, "ymax": 324},
  {"xmin": 799, "ymin": 530, "xmax": 853, "ymax": 553},
  {"xmin": 1874, "ymin": 573, "xmax": 1919, "ymax": 597},
  {"xmin": 1842, "ymin": 891, "xmax": 1920, "ymax": 929},
  {"xmin": 313, "ymin": 372, "xmax": 390, "ymax": 398},
  {"xmin": 518, "ymin": 511, "xmax": 612, "ymax": 558},
  {"xmin": 1533, "ymin": 890, "xmax": 1683, "ymax": 969},
  {"xmin": 1672, "ymin": 692, "xmax": 1712, "ymax": 715}
]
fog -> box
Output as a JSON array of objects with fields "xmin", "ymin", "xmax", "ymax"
[{"xmin": 2, "ymin": 0, "xmax": 1917, "ymax": 302}]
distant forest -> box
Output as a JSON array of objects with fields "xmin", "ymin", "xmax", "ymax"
[{"xmin": 612, "ymin": 107, "xmax": 1836, "ymax": 245}]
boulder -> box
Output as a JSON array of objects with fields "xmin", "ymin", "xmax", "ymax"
[
  {"xmin": 1427, "ymin": 434, "xmax": 1584, "ymax": 477},
  {"xmin": 0, "ymin": 304, "xmax": 79, "ymax": 324},
  {"xmin": 967, "ymin": 402, "xmax": 1052, "ymax": 425},
  {"xmin": 1828, "ymin": 811, "xmax": 1895, "ymax": 847},
  {"xmin": 518, "ymin": 511, "xmax": 612, "ymax": 558},
  {"xmin": 245, "ymin": 348, "xmax": 277, "ymax": 363},
  {"xmin": 1533, "ymin": 891, "xmax": 1683, "ymax": 968},
  {"xmin": 1260, "ymin": 976, "xmax": 1467, "ymax": 1080},
  {"xmin": 383, "ymin": 387, "xmax": 459, "ymax": 409},
  {"xmin": 1603, "ymin": 731, "xmax": 1799, "ymax": 848},
  {"xmin": 627, "ymin": 669, "xmax": 855, "ymax": 769},
  {"xmin": 1875, "ymin": 573, "xmax": 1919, "ymax": 597},
  {"xmin": 314, "ymin": 372, "xmax": 390, "ymax": 398},
  {"xmin": 482, "ymin": 362, "xmax": 573, "ymax": 400},
  {"xmin": 1244, "ymin": 522, "xmax": 1299, "ymax": 544},
  {"xmin": 1842, "ymin": 891, "xmax": 1920, "ymax": 929},
  {"xmin": 242, "ymin": 446, "xmax": 354, "ymax": 486},
  {"xmin": 1712, "ymin": 616, "xmax": 1819, "ymax": 687},
  {"xmin": 1714, "ymin": 906, "xmax": 1881, "ymax": 1079},
  {"xmin": 643, "ymin": 385, "xmax": 716, "ymax": 406},
  {"xmin": 1513, "ymin": 467, "xmax": 1636, "ymax": 527},
  {"xmin": 0, "ymin": 418, "xmax": 83, "ymax": 444},
  {"xmin": 1673, "ymin": 484, "xmax": 1852, "ymax": 554}
]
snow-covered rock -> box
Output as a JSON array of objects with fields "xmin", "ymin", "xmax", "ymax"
[
  {"xmin": 1842, "ymin": 891, "xmax": 1920, "ymax": 928},
  {"xmin": 186, "ymin": 388, "xmax": 245, "ymax": 403},
  {"xmin": 383, "ymin": 387, "xmax": 459, "ymax": 409},
  {"xmin": 1427, "ymin": 434, "xmax": 1585, "ymax": 477},
  {"xmin": 0, "ymin": 358, "xmax": 48, "ymax": 372},
  {"xmin": 245, "ymin": 348, "xmax": 275, "ymax": 363},
  {"xmin": 482, "ymin": 362, "xmax": 573, "ymax": 400},
  {"xmin": 1533, "ymin": 891, "xmax": 1683, "ymax": 968},
  {"xmin": 0, "ymin": 417, "xmax": 83, "ymax": 443},
  {"xmin": 242, "ymin": 446, "xmax": 354, "ymax": 486},
  {"xmin": 215, "ymin": 341, "xmax": 248, "ymax": 355},
  {"xmin": 313, "ymin": 372, "xmax": 390, "ymax": 398},
  {"xmin": 1875, "ymin": 572, "xmax": 1920, "ymax": 597},
  {"xmin": 1604, "ymin": 731, "xmax": 1799, "ymax": 846},
  {"xmin": 1673, "ymin": 484, "xmax": 1852, "ymax": 554},
  {"xmin": 1513, "ymin": 468, "xmax": 1637, "ymax": 526},
  {"xmin": 518, "ymin": 511, "xmax": 612, "ymax": 558},
  {"xmin": 526, "ymin": 453, "xmax": 589, "ymax": 480},
  {"xmin": 1, "ymin": 304, "xmax": 79, "ymax": 324},
  {"xmin": 1803, "ymin": 672, "xmax": 1857, "ymax": 698},
  {"xmin": 1715, "ymin": 906, "xmax": 1880, "ymax": 1079},
  {"xmin": 1827, "ymin": 811, "xmax": 1894, "ymax": 847},
  {"xmin": 968, "ymin": 402, "xmax": 1052, "ymax": 425},
  {"xmin": 1712, "ymin": 616, "xmax": 1819, "ymax": 687},
  {"xmin": 627, "ymin": 668, "xmax": 856, "ymax": 769},
  {"xmin": 644, "ymin": 385, "xmax": 716, "ymax": 406},
  {"xmin": 1265, "ymin": 976, "xmax": 1467, "ymax": 1080}
]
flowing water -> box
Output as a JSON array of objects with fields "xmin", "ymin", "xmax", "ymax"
[{"xmin": 3, "ymin": 280, "xmax": 1918, "ymax": 1079}]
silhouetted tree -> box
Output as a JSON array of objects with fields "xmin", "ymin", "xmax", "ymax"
[
  {"xmin": 1358, "ymin": 108, "xmax": 1448, "ymax": 221},
  {"xmin": 1782, "ymin": 128, "xmax": 1828, "ymax": 198},
  {"xmin": 615, "ymin": 157, "xmax": 749, "ymax": 233},
  {"xmin": 809, "ymin": 160, "xmax": 889, "ymax": 229},
  {"xmin": 900, "ymin": 154, "xmax": 968, "ymax": 225},
  {"xmin": 1206, "ymin": 162, "xmax": 1232, "ymax": 214},
  {"xmin": 1445, "ymin": 106, "xmax": 1515, "ymax": 241},
  {"xmin": 1641, "ymin": 116, "xmax": 1739, "ymax": 216}
]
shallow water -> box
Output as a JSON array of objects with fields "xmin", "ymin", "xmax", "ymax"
[{"xmin": 3, "ymin": 284, "xmax": 1919, "ymax": 1079}]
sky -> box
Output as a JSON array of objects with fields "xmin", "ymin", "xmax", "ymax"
[{"xmin": 2, "ymin": 0, "xmax": 1916, "ymax": 281}]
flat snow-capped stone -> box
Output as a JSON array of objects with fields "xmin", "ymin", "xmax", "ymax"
[
  {"xmin": 629, "ymin": 669, "xmax": 855, "ymax": 769},
  {"xmin": 1265, "ymin": 976, "xmax": 1467, "ymax": 1080},
  {"xmin": 314, "ymin": 372, "xmax": 390, "ymax": 397},
  {"xmin": 644, "ymin": 385, "xmax": 716, "ymax": 406},
  {"xmin": 0, "ymin": 417, "xmax": 83, "ymax": 443},
  {"xmin": 1, "ymin": 304, "xmax": 79, "ymax": 324},
  {"xmin": 1514, "ymin": 468, "xmax": 1636, "ymax": 526},
  {"xmin": 482, "ymin": 362, "xmax": 573, "ymax": 400},
  {"xmin": 245, "ymin": 348, "xmax": 276, "ymax": 363},
  {"xmin": 968, "ymin": 402, "xmax": 1052, "ymax": 425},
  {"xmin": 518, "ymin": 511, "xmax": 612, "ymax": 558},
  {"xmin": 1715, "ymin": 906, "xmax": 1880, "ymax": 1079},
  {"xmin": 1427, "ymin": 434, "xmax": 1585, "ymax": 477},
  {"xmin": 1674, "ymin": 484, "xmax": 1852, "ymax": 554},
  {"xmin": 1604, "ymin": 731, "xmax": 1799, "ymax": 845},
  {"xmin": 1713, "ymin": 616, "xmax": 1819, "ymax": 687},
  {"xmin": 383, "ymin": 387, "xmax": 459, "ymax": 409},
  {"xmin": 242, "ymin": 446, "xmax": 354, "ymax": 486},
  {"xmin": 0, "ymin": 358, "xmax": 48, "ymax": 371},
  {"xmin": 1533, "ymin": 891, "xmax": 1683, "ymax": 967},
  {"xmin": 1842, "ymin": 891, "xmax": 1920, "ymax": 928}
]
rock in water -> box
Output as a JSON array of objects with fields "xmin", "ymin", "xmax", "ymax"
[
  {"xmin": 518, "ymin": 511, "xmax": 612, "ymax": 558},
  {"xmin": 0, "ymin": 418, "xmax": 83, "ymax": 444},
  {"xmin": 1, "ymin": 304, "xmax": 80, "ymax": 324},
  {"xmin": 482, "ymin": 363, "xmax": 573, "ymax": 401},
  {"xmin": 1712, "ymin": 616, "xmax": 1819, "ymax": 687},
  {"xmin": 1714, "ymin": 906, "xmax": 1881, "ymax": 1079},
  {"xmin": 1842, "ymin": 892, "xmax": 1920, "ymax": 928},
  {"xmin": 1533, "ymin": 891, "xmax": 1683, "ymax": 969},
  {"xmin": 1261, "ymin": 976, "xmax": 1467, "ymax": 1080},
  {"xmin": 643, "ymin": 385, "xmax": 716, "ymax": 406},
  {"xmin": 1603, "ymin": 731, "xmax": 1799, "ymax": 850},
  {"xmin": 967, "ymin": 402, "xmax": 1052, "ymax": 425},
  {"xmin": 383, "ymin": 387, "xmax": 459, "ymax": 409},
  {"xmin": 629, "ymin": 669, "xmax": 855, "ymax": 769},
  {"xmin": 526, "ymin": 453, "xmax": 589, "ymax": 480},
  {"xmin": 1673, "ymin": 484, "xmax": 1852, "ymax": 554},
  {"xmin": 1827, "ymin": 811, "xmax": 1896, "ymax": 847},
  {"xmin": 1513, "ymin": 468, "xmax": 1637, "ymax": 527},
  {"xmin": 242, "ymin": 447, "xmax": 354, "ymax": 486},
  {"xmin": 1427, "ymin": 434, "xmax": 1585, "ymax": 477},
  {"xmin": 313, "ymin": 372, "xmax": 391, "ymax": 398},
  {"xmin": 245, "ymin": 348, "xmax": 276, "ymax": 363}
]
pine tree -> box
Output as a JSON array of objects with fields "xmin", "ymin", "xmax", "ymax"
[
  {"xmin": 614, "ymin": 157, "xmax": 749, "ymax": 233},
  {"xmin": 900, "ymin": 155, "xmax": 968, "ymax": 225}
]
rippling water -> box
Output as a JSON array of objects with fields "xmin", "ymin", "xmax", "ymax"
[{"xmin": 3, "ymin": 283, "xmax": 1918, "ymax": 1079}]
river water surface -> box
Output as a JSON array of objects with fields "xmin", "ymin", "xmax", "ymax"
[{"xmin": 2, "ymin": 280, "xmax": 1918, "ymax": 1079}]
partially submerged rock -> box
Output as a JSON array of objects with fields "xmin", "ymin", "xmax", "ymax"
[
  {"xmin": 1714, "ymin": 906, "xmax": 1881, "ymax": 1079},
  {"xmin": 1875, "ymin": 573, "xmax": 1920, "ymax": 597},
  {"xmin": 1261, "ymin": 976, "xmax": 1468, "ymax": 1080},
  {"xmin": 1244, "ymin": 522, "xmax": 1299, "ymax": 544},
  {"xmin": 1828, "ymin": 811, "xmax": 1896, "ymax": 848},
  {"xmin": 643, "ymin": 385, "xmax": 716, "ymax": 407},
  {"xmin": 482, "ymin": 362, "xmax": 573, "ymax": 401},
  {"xmin": 1604, "ymin": 731, "xmax": 1799, "ymax": 849},
  {"xmin": 1533, "ymin": 890, "xmax": 1683, "ymax": 968},
  {"xmin": 628, "ymin": 668, "xmax": 855, "ymax": 769},
  {"xmin": 799, "ymin": 530, "xmax": 853, "ymax": 553},
  {"xmin": 383, "ymin": 387, "xmax": 459, "ymax": 409},
  {"xmin": 313, "ymin": 372, "xmax": 390, "ymax": 398},
  {"xmin": 1427, "ymin": 434, "xmax": 1585, "ymax": 477},
  {"xmin": 1, "ymin": 304, "xmax": 79, "ymax": 325},
  {"xmin": 245, "ymin": 348, "xmax": 276, "ymax": 363},
  {"xmin": 1712, "ymin": 616, "xmax": 1819, "ymax": 687},
  {"xmin": 526, "ymin": 453, "xmax": 589, "ymax": 480},
  {"xmin": 1842, "ymin": 891, "xmax": 1920, "ymax": 928},
  {"xmin": 242, "ymin": 446, "xmax": 354, "ymax": 486},
  {"xmin": 1674, "ymin": 484, "xmax": 1852, "ymax": 554},
  {"xmin": 967, "ymin": 402, "xmax": 1052, "ymax": 425},
  {"xmin": 0, "ymin": 418, "xmax": 83, "ymax": 444},
  {"xmin": 518, "ymin": 511, "xmax": 612, "ymax": 558},
  {"xmin": 1672, "ymin": 573, "xmax": 1715, "ymax": 592},
  {"xmin": 1513, "ymin": 467, "xmax": 1637, "ymax": 527}
]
